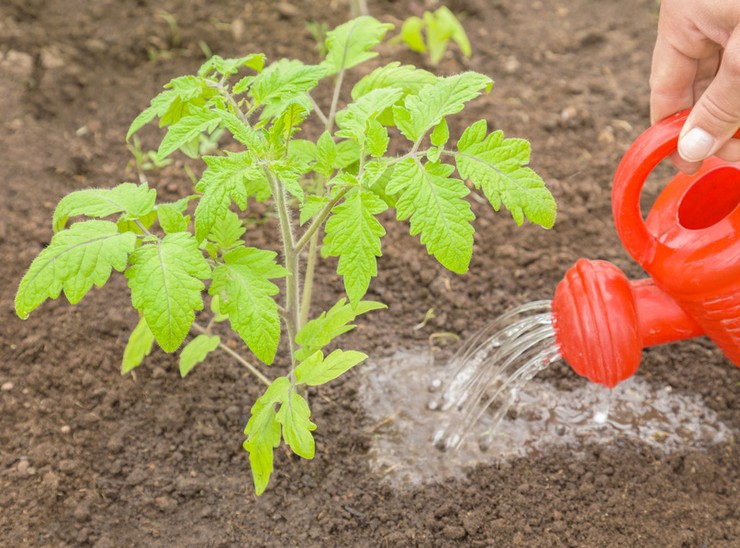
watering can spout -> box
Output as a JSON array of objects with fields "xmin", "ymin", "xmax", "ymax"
[
  {"xmin": 552, "ymin": 110, "xmax": 740, "ymax": 387},
  {"xmin": 552, "ymin": 259, "xmax": 703, "ymax": 387}
]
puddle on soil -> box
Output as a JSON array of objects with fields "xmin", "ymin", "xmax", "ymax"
[{"xmin": 359, "ymin": 349, "xmax": 735, "ymax": 487}]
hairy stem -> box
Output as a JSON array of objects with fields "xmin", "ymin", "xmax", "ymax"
[
  {"xmin": 300, "ymin": 230, "xmax": 320, "ymax": 326},
  {"xmin": 294, "ymin": 185, "xmax": 351, "ymax": 254},
  {"xmin": 327, "ymin": 69, "xmax": 345, "ymax": 132},
  {"xmin": 267, "ymin": 170, "xmax": 301, "ymax": 366},
  {"xmin": 191, "ymin": 322, "xmax": 271, "ymax": 387}
]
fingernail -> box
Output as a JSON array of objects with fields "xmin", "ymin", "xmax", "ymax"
[{"xmin": 678, "ymin": 128, "xmax": 715, "ymax": 162}]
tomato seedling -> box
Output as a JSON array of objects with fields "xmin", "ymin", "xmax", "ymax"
[{"xmin": 15, "ymin": 16, "xmax": 555, "ymax": 495}]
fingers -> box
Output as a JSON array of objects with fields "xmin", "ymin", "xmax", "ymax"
[
  {"xmin": 649, "ymin": 30, "xmax": 698, "ymax": 125},
  {"xmin": 679, "ymin": 27, "xmax": 740, "ymax": 163}
]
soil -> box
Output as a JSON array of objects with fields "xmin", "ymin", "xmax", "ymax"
[{"xmin": 0, "ymin": 0, "xmax": 737, "ymax": 546}]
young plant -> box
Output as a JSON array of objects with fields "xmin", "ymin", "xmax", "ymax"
[
  {"xmin": 399, "ymin": 6, "xmax": 471, "ymax": 65},
  {"xmin": 14, "ymin": 16, "xmax": 555, "ymax": 495}
]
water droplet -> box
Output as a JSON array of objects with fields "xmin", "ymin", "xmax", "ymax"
[
  {"xmin": 427, "ymin": 400, "xmax": 439, "ymax": 411},
  {"xmin": 428, "ymin": 378, "xmax": 442, "ymax": 393},
  {"xmin": 593, "ymin": 411, "xmax": 608, "ymax": 424}
]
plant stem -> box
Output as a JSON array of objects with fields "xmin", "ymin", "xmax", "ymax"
[
  {"xmin": 327, "ymin": 69, "xmax": 345, "ymax": 132},
  {"xmin": 295, "ymin": 185, "xmax": 351, "ymax": 254},
  {"xmin": 267, "ymin": 170, "xmax": 301, "ymax": 365},
  {"xmin": 300, "ymin": 231, "xmax": 320, "ymax": 326},
  {"xmin": 308, "ymin": 93, "xmax": 329, "ymax": 127},
  {"xmin": 191, "ymin": 322, "xmax": 271, "ymax": 387}
]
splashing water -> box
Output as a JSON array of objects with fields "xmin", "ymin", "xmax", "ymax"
[{"xmin": 431, "ymin": 301, "xmax": 561, "ymax": 451}]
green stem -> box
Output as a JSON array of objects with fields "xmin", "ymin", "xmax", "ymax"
[
  {"xmin": 191, "ymin": 322, "xmax": 271, "ymax": 387},
  {"xmin": 327, "ymin": 69, "xmax": 345, "ymax": 132},
  {"xmin": 267, "ymin": 170, "xmax": 301, "ymax": 366},
  {"xmin": 294, "ymin": 185, "xmax": 351, "ymax": 254},
  {"xmin": 300, "ymin": 231, "xmax": 320, "ymax": 326}
]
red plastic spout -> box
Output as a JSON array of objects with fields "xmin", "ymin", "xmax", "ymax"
[{"xmin": 551, "ymin": 259, "xmax": 703, "ymax": 388}]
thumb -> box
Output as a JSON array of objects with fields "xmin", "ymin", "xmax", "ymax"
[{"xmin": 678, "ymin": 29, "xmax": 740, "ymax": 163}]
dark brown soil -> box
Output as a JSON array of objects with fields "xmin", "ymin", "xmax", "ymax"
[{"xmin": 1, "ymin": 0, "xmax": 737, "ymax": 546}]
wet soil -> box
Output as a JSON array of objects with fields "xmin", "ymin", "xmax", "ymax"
[{"xmin": 1, "ymin": 0, "xmax": 737, "ymax": 546}]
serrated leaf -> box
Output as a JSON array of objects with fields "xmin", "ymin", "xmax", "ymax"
[
  {"xmin": 335, "ymin": 87, "xmax": 403, "ymax": 145},
  {"xmin": 334, "ymin": 140, "xmax": 362, "ymax": 170},
  {"xmin": 455, "ymin": 122, "xmax": 556, "ymax": 228},
  {"xmin": 275, "ymin": 389, "xmax": 316, "ymax": 459},
  {"xmin": 295, "ymin": 349, "xmax": 368, "ymax": 386},
  {"xmin": 250, "ymin": 59, "xmax": 326, "ymax": 110},
  {"xmin": 400, "ymin": 16, "xmax": 427, "ymax": 53},
  {"xmin": 16, "ymin": 221, "xmax": 137, "ymax": 318},
  {"xmin": 244, "ymin": 376, "xmax": 290, "ymax": 496},
  {"xmin": 324, "ymin": 188, "xmax": 387, "ymax": 303},
  {"xmin": 387, "ymin": 159, "xmax": 474, "ymax": 273},
  {"xmin": 430, "ymin": 118, "xmax": 449, "ymax": 147},
  {"xmin": 194, "ymin": 152, "xmax": 269, "ymax": 242},
  {"xmin": 366, "ymin": 119, "xmax": 389, "ymax": 157},
  {"xmin": 299, "ymin": 195, "xmax": 329, "ymax": 225},
  {"xmin": 157, "ymin": 203, "xmax": 190, "ymax": 234},
  {"xmin": 127, "ymin": 89, "xmax": 178, "ymax": 141},
  {"xmin": 295, "ymin": 299, "xmax": 385, "ymax": 361},
  {"xmin": 209, "ymin": 247, "xmax": 286, "ymax": 364},
  {"xmin": 198, "ymin": 54, "xmax": 265, "ymax": 78},
  {"xmin": 270, "ymin": 157, "xmax": 308, "ymax": 203},
  {"xmin": 207, "ymin": 209, "xmax": 246, "ymax": 250},
  {"xmin": 352, "ymin": 62, "xmax": 436, "ymax": 101},
  {"xmin": 158, "ymin": 107, "xmax": 220, "ymax": 160},
  {"xmin": 53, "ymin": 182, "xmax": 157, "ymax": 233},
  {"xmin": 179, "ymin": 334, "xmax": 221, "ymax": 377},
  {"xmin": 290, "ymin": 139, "xmax": 318, "ymax": 166},
  {"xmin": 315, "ymin": 131, "xmax": 337, "ymax": 178},
  {"xmin": 125, "ymin": 233, "xmax": 211, "ymax": 352},
  {"xmin": 213, "ymin": 109, "xmax": 266, "ymax": 153},
  {"xmin": 121, "ymin": 316, "xmax": 156, "ymax": 374},
  {"xmin": 393, "ymin": 72, "xmax": 492, "ymax": 142},
  {"xmin": 322, "ymin": 16, "xmax": 393, "ymax": 74}
]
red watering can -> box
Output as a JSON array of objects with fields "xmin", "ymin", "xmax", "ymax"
[{"xmin": 552, "ymin": 110, "xmax": 740, "ymax": 387}]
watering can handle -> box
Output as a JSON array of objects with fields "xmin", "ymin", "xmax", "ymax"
[{"xmin": 612, "ymin": 109, "xmax": 740, "ymax": 267}]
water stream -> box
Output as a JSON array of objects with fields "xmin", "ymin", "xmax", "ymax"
[{"xmin": 359, "ymin": 302, "xmax": 734, "ymax": 487}]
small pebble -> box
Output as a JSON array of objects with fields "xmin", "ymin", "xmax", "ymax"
[
  {"xmin": 1, "ymin": 382, "xmax": 13, "ymax": 391},
  {"xmin": 60, "ymin": 425, "xmax": 71, "ymax": 435}
]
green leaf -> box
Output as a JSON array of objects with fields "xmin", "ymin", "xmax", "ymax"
[
  {"xmin": 366, "ymin": 119, "xmax": 389, "ymax": 157},
  {"xmin": 387, "ymin": 159, "xmax": 474, "ymax": 273},
  {"xmin": 213, "ymin": 109, "xmax": 266, "ymax": 154},
  {"xmin": 334, "ymin": 140, "xmax": 362, "ymax": 170},
  {"xmin": 16, "ymin": 221, "xmax": 137, "ymax": 318},
  {"xmin": 393, "ymin": 72, "xmax": 492, "ymax": 142},
  {"xmin": 455, "ymin": 121, "xmax": 556, "ymax": 228},
  {"xmin": 121, "ymin": 316, "xmax": 156, "ymax": 375},
  {"xmin": 194, "ymin": 152, "xmax": 269, "ymax": 242},
  {"xmin": 270, "ymin": 157, "xmax": 308, "ymax": 203},
  {"xmin": 315, "ymin": 131, "xmax": 337, "ymax": 178},
  {"xmin": 244, "ymin": 376, "xmax": 290, "ymax": 496},
  {"xmin": 335, "ymin": 87, "xmax": 403, "ymax": 145},
  {"xmin": 127, "ymin": 89, "xmax": 179, "ymax": 141},
  {"xmin": 209, "ymin": 247, "xmax": 286, "ymax": 364},
  {"xmin": 53, "ymin": 182, "xmax": 156, "ymax": 233},
  {"xmin": 289, "ymin": 139, "xmax": 318, "ymax": 166},
  {"xmin": 157, "ymin": 203, "xmax": 190, "ymax": 234},
  {"xmin": 434, "ymin": 6, "xmax": 471, "ymax": 58},
  {"xmin": 351, "ymin": 61, "xmax": 436, "ymax": 101},
  {"xmin": 430, "ymin": 118, "xmax": 449, "ymax": 147},
  {"xmin": 322, "ymin": 16, "xmax": 393, "ymax": 74},
  {"xmin": 207, "ymin": 209, "xmax": 246, "ymax": 250},
  {"xmin": 158, "ymin": 107, "xmax": 220, "ymax": 160},
  {"xmin": 198, "ymin": 54, "xmax": 265, "ymax": 78},
  {"xmin": 275, "ymin": 389, "xmax": 316, "ymax": 459},
  {"xmin": 295, "ymin": 349, "xmax": 368, "ymax": 386},
  {"xmin": 295, "ymin": 299, "xmax": 385, "ymax": 361},
  {"xmin": 400, "ymin": 16, "xmax": 427, "ymax": 53},
  {"xmin": 324, "ymin": 188, "xmax": 387, "ymax": 304},
  {"xmin": 125, "ymin": 233, "xmax": 211, "ymax": 352},
  {"xmin": 179, "ymin": 334, "xmax": 221, "ymax": 377},
  {"xmin": 299, "ymin": 195, "xmax": 329, "ymax": 225},
  {"xmin": 250, "ymin": 59, "xmax": 326, "ymax": 110}
]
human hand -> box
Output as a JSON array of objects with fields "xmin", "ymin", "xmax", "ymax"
[{"xmin": 650, "ymin": 0, "xmax": 740, "ymax": 173}]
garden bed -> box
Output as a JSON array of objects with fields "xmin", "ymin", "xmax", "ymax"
[{"xmin": 1, "ymin": 0, "xmax": 737, "ymax": 545}]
